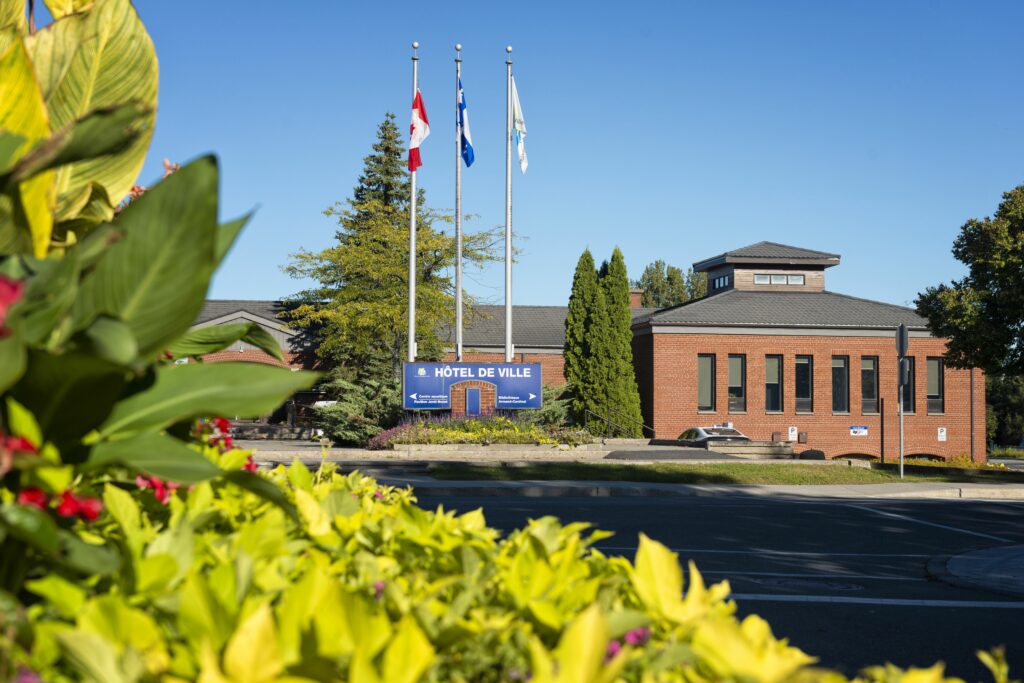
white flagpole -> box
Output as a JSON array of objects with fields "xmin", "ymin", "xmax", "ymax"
[
  {"xmin": 455, "ymin": 44, "xmax": 464, "ymax": 362},
  {"xmin": 407, "ymin": 41, "xmax": 419, "ymax": 363},
  {"xmin": 504, "ymin": 45, "xmax": 513, "ymax": 363}
]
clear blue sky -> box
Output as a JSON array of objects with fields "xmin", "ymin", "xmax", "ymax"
[{"xmin": 126, "ymin": 1, "xmax": 1022, "ymax": 309}]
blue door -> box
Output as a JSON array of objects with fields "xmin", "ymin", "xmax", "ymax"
[{"xmin": 466, "ymin": 388, "xmax": 481, "ymax": 417}]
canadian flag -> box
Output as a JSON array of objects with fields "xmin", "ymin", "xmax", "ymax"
[{"xmin": 408, "ymin": 89, "xmax": 430, "ymax": 172}]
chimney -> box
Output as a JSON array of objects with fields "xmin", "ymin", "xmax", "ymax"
[{"xmin": 629, "ymin": 288, "xmax": 644, "ymax": 309}]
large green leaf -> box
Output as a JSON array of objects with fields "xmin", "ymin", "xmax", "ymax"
[
  {"xmin": 0, "ymin": 34, "xmax": 54, "ymax": 257},
  {"xmin": 98, "ymin": 362, "xmax": 318, "ymax": 439},
  {"xmin": 0, "ymin": 0, "xmax": 25, "ymax": 33},
  {"xmin": 73, "ymin": 156, "xmax": 218, "ymax": 358},
  {"xmin": 169, "ymin": 322, "xmax": 284, "ymax": 361},
  {"xmin": 8, "ymin": 247, "xmax": 80, "ymax": 347},
  {"xmin": 10, "ymin": 348, "xmax": 127, "ymax": 451},
  {"xmin": 222, "ymin": 470, "xmax": 299, "ymax": 523},
  {"xmin": 215, "ymin": 213, "xmax": 251, "ymax": 265},
  {"xmin": 42, "ymin": 0, "xmax": 93, "ymax": 19},
  {"xmin": 87, "ymin": 432, "xmax": 222, "ymax": 483},
  {"xmin": 0, "ymin": 329, "xmax": 26, "ymax": 392},
  {"xmin": 27, "ymin": 0, "xmax": 157, "ymax": 218},
  {"xmin": 79, "ymin": 314, "xmax": 137, "ymax": 365},
  {"xmin": 8, "ymin": 103, "xmax": 150, "ymax": 185}
]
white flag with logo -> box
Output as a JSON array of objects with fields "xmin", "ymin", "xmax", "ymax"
[{"xmin": 511, "ymin": 75, "xmax": 527, "ymax": 173}]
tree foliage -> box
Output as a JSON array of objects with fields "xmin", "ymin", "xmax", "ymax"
[
  {"xmin": 916, "ymin": 185, "xmax": 1024, "ymax": 374},
  {"xmin": 566, "ymin": 248, "xmax": 644, "ymax": 434},
  {"xmin": 637, "ymin": 260, "xmax": 707, "ymax": 308},
  {"xmin": 599, "ymin": 248, "xmax": 644, "ymax": 436},
  {"xmin": 987, "ymin": 374, "xmax": 1024, "ymax": 446}
]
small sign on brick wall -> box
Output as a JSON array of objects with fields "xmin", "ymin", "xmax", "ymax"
[
  {"xmin": 849, "ymin": 425, "xmax": 869, "ymax": 436},
  {"xmin": 938, "ymin": 427, "xmax": 947, "ymax": 442},
  {"xmin": 788, "ymin": 426, "xmax": 798, "ymax": 442}
]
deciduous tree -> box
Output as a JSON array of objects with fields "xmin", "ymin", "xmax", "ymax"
[{"xmin": 916, "ymin": 184, "xmax": 1024, "ymax": 374}]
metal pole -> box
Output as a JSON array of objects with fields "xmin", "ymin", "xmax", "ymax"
[
  {"xmin": 504, "ymin": 46, "xmax": 513, "ymax": 363},
  {"xmin": 407, "ymin": 42, "xmax": 419, "ymax": 363},
  {"xmin": 455, "ymin": 44, "xmax": 464, "ymax": 362},
  {"xmin": 899, "ymin": 365, "xmax": 905, "ymax": 479},
  {"xmin": 970, "ymin": 367, "xmax": 975, "ymax": 463}
]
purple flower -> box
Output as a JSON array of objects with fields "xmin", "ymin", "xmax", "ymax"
[
  {"xmin": 374, "ymin": 489, "xmax": 385, "ymax": 500},
  {"xmin": 605, "ymin": 639, "xmax": 622, "ymax": 662},
  {"xmin": 373, "ymin": 580, "xmax": 385, "ymax": 600},
  {"xmin": 624, "ymin": 626, "xmax": 651, "ymax": 646},
  {"xmin": 14, "ymin": 668, "xmax": 42, "ymax": 683}
]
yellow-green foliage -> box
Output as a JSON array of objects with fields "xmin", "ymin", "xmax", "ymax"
[
  {"xmin": 369, "ymin": 415, "xmax": 592, "ymax": 449},
  {"xmin": 2, "ymin": 450, "xmax": 1005, "ymax": 682}
]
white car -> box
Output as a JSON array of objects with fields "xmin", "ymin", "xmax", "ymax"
[{"xmin": 678, "ymin": 426, "xmax": 751, "ymax": 445}]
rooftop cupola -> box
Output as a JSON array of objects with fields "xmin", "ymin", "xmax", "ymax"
[{"xmin": 692, "ymin": 241, "xmax": 840, "ymax": 294}]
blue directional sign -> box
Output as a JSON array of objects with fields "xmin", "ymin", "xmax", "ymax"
[{"xmin": 403, "ymin": 363, "xmax": 543, "ymax": 410}]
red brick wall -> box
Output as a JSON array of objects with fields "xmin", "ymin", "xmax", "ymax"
[
  {"xmin": 449, "ymin": 380, "xmax": 498, "ymax": 416},
  {"xmin": 645, "ymin": 332, "xmax": 986, "ymax": 462},
  {"xmin": 201, "ymin": 349, "xmax": 302, "ymax": 369},
  {"xmin": 441, "ymin": 351, "xmax": 566, "ymax": 387}
]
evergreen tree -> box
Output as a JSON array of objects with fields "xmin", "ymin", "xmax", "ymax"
[
  {"xmin": 283, "ymin": 113, "xmax": 500, "ymax": 442},
  {"xmin": 564, "ymin": 250, "xmax": 599, "ymax": 418},
  {"xmin": 638, "ymin": 260, "xmax": 687, "ymax": 308},
  {"xmin": 581, "ymin": 286, "xmax": 613, "ymax": 425},
  {"xmin": 599, "ymin": 247, "xmax": 644, "ymax": 436}
]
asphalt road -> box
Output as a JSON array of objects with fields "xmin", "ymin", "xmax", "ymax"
[{"xmin": 414, "ymin": 491, "xmax": 1024, "ymax": 680}]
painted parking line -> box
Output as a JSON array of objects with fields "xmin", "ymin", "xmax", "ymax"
[
  {"xmin": 595, "ymin": 546, "xmax": 933, "ymax": 558},
  {"xmin": 701, "ymin": 570, "xmax": 920, "ymax": 582},
  {"xmin": 731, "ymin": 593, "xmax": 1024, "ymax": 608},
  {"xmin": 845, "ymin": 504, "xmax": 1012, "ymax": 543}
]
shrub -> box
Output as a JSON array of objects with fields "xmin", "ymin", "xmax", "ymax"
[{"xmin": 367, "ymin": 414, "xmax": 592, "ymax": 450}]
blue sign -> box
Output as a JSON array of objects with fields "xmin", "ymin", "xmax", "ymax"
[{"xmin": 403, "ymin": 363, "xmax": 543, "ymax": 410}]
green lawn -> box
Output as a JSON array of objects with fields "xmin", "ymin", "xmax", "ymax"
[{"xmin": 428, "ymin": 462, "xmax": 1024, "ymax": 486}]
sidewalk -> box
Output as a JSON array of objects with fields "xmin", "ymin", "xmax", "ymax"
[{"xmin": 929, "ymin": 545, "xmax": 1024, "ymax": 599}]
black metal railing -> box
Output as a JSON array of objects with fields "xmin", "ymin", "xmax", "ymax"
[{"xmin": 584, "ymin": 406, "xmax": 654, "ymax": 439}]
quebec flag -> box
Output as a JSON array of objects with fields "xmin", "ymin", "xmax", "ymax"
[{"xmin": 458, "ymin": 78, "xmax": 474, "ymax": 167}]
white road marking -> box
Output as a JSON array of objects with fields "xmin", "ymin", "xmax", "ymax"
[
  {"xmin": 844, "ymin": 504, "xmax": 1012, "ymax": 543},
  {"xmin": 731, "ymin": 593, "xmax": 1024, "ymax": 608},
  {"xmin": 595, "ymin": 546, "xmax": 933, "ymax": 558},
  {"xmin": 703, "ymin": 570, "xmax": 920, "ymax": 582}
]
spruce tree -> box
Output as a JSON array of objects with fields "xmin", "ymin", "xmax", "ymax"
[
  {"xmin": 600, "ymin": 247, "xmax": 644, "ymax": 437},
  {"xmin": 581, "ymin": 286, "xmax": 613, "ymax": 425}
]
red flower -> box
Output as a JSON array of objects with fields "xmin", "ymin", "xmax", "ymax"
[
  {"xmin": 0, "ymin": 434, "xmax": 38, "ymax": 477},
  {"xmin": 213, "ymin": 417, "xmax": 231, "ymax": 433},
  {"xmin": 17, "ymin": 488, "xmax": 48, "ymax": 510},
  {"xmin": 242, "ymin": 455, "xmax": 258, "ymax": 472},
  {"xmin": 136, "ymin": 475, "xmax": 179, "ymax": 504},
  {"xmin": 0, "ymin": 275, "xmax": 25, "ymax": 333},
  {"xmin": 56, "ymin": 491, "xmax": 103, "ymax": 521}
]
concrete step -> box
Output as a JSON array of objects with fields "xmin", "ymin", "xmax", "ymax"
[{"xmin": 711, "ymin": 442, "xmax": 795, "ymax": 460}]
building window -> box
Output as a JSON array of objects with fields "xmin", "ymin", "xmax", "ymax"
[
  {"xmin": 861, "ymin": 356, "xmax": 879, "ymax": 413},
  {"xmin": 795, "ymin": 355, "xmax": 813, "ymax": 413},
  {"xmin": 712, "ymin": 275, "xmax": 731, "ymax": 290},
  {"xmin": 697, "ymin": 354, "xmax": 716, "ymax": 411},
  {"xmin": 788, "ymin": 274, "xmax": 805, "ymax": 285},
  {"xmin": 754, "ymin": 274, "xmax": 770, "ymax": 285},
  {"xmin": 770, "ymin": 274, "xmax": 787, "ymax": 285},
  {"xmin": 927, "ymin": 357, "xmax": 944, "ymax": 413},
  {"xmin": 765, "ymin": 355, "xmax": 783, "ymax": 413},
  {"xmin": 901, "ymin": 357, "xmax": 915, "ymax": 414},
  {"xmin": 728, "ymin": 355, "xmax": 746, "ymax": 412},
  {"xmin": 754, "ymin": 273, "xmax": 805, "ymax": 286},
  {"xmin": 832, "ymin": 356, "xmax": 849, "ymax": 413}
]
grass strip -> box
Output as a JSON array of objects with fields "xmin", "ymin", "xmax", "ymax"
[{"xmin": 428, "ymin": 462, "xmax": 1024, "ymax": 486}]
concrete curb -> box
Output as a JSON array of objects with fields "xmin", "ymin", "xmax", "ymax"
[{"xmin": 926, "ymin": 546, "xmax": 1024, "ymax": 599}]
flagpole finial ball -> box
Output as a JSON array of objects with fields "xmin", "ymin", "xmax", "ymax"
[
  {"xmin": 506, "ymin": 45, "xmax": 513, "ymax": 53},
  {"xmin": 455, "ymin": 43, "xmax": 462, "ymax": 51},
  {"xmin": 412, "ymin": 41, "xmax": 419, "ymax": 49}
]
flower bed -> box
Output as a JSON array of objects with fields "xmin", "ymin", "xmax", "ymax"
[{"xmin": 367, "ymin": 415, "xmax": 593, "ymax": 450}]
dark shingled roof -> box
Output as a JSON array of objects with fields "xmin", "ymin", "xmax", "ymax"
[
  {"xmin": 693, "ymin": 241, "xmax": 841, "ymax": 271},
  {"xmin": 440, "ymin": 305, "xmax": 658, "ymax": 348},
  {"xmin": 634, "ymin": 289, "xmax": 928, "ymax": 330},
  {"xmin": 196, "ymin": 300, "xmax": 292, "ymax": 325}
]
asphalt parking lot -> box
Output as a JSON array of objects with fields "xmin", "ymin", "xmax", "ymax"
[{"xmin": 415, "ymin": 492, "xmax": 1024, "ymax": 680}]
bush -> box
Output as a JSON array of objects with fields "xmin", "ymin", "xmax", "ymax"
[
  {"xmin": 3, "ymin": 452, "xmax": 1009, "ymax": 682},
  {"xmin": 367, "ymin": 414, "xmax": 593, "ymax": 450}
]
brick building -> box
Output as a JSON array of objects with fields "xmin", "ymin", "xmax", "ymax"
[
  {"xmin": 193, "ymin": 300, "xmax": 308, "ymax": 369},
  {"xmin": 632, "ymin": 242, "xmax": 985, "ymax": 461}
]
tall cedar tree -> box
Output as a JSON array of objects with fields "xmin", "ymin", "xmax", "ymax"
[
  {"xmin": 599, "ymin": 248, "xmax": 644, "ymax": 436},
  {"xmin": 916, "ymin": 184, "xmax": 1024, "ymax": 375},
  {"xmin": 285, "ymin": 113, "xmax": 500, "ymax": 371},
  {"xmin": 565, "ymin": 250, "xmax": 602, "ymax": 421}
]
